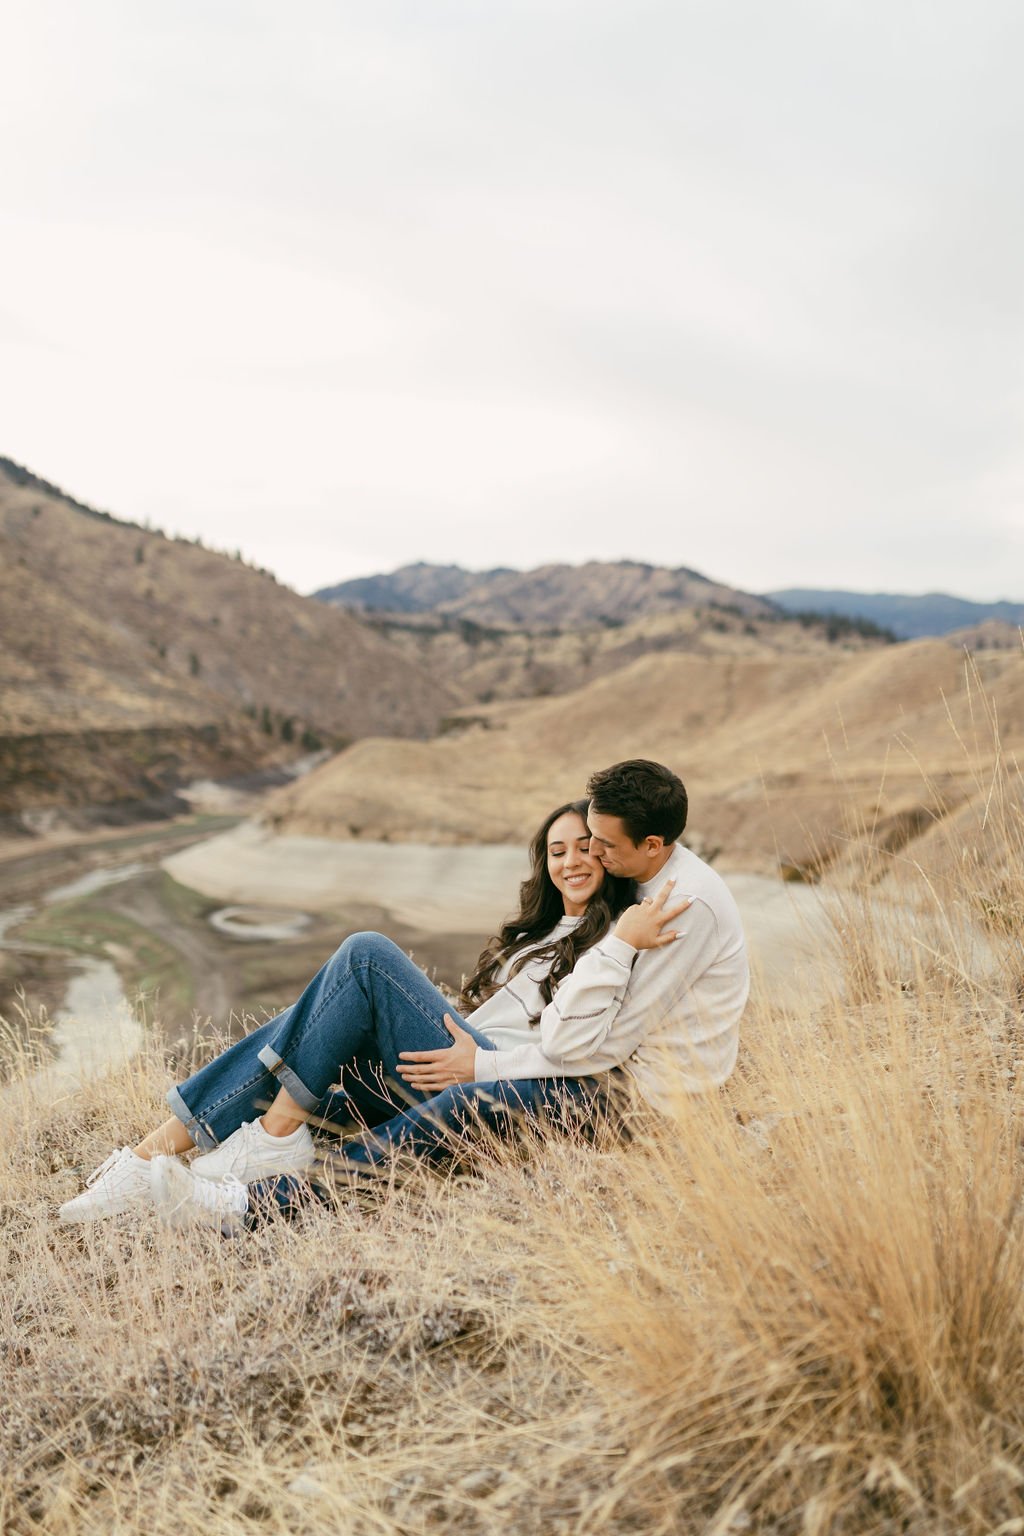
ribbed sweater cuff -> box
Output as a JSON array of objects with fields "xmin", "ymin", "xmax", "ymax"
[
  {"xmin": 475, "ymin": 1046, "xmax": 517, "ymax": 1081},
  {"xmin": 601, "ymin": 935, "xmax": 638, "ymax": 968}
]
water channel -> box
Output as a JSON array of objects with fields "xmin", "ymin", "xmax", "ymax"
[{"xmin": 0, "ymin": 865, "xmax": 143, "ymax": 1094}]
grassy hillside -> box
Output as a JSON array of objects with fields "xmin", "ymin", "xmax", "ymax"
[
  {"xmin": 0, "ymin": 462, "xmax": 461, "ymax": 820},
  {"xmin": 352, "ymin": 595, "xmax": 891, "ymax": 712},
  {"xmin": 316, "ymin": 558, "xmax": 895, "ymax": 711},
  {"xmin": 0, "ymin": 464, "xmax": 459, "ymax": 741},
  {"xmin": 4, "ymin": 769, "xmax": 1023, "ymax": 1533},
  {"xmin": 263, "ymin": 640, "xmax": 1024, "ymax": 884}
]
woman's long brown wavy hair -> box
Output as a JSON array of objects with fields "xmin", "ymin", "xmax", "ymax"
[{"xmin": 458, "ymin": 799, "xmax": 636, "ymax": 1017}]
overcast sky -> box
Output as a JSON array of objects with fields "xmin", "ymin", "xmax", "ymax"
[{"xmin": 2, "ymin": 2, "xmax": 1022, "ymax": 601}]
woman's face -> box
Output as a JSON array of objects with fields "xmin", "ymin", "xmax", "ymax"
[{"xmin": 545, "ymin": 810, "xmax": 606, "ymax": 916}]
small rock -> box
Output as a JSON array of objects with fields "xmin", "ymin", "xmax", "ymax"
[
  {"xmin": 287, "ymin": 1473, "xmax": 328, "ymax": 1499},
  {"xmin": 459, "ymin": 1468, "xmax": 499, "ymax": 1496}
]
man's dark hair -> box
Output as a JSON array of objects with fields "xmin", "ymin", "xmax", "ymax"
[{"xmin": 586, "ymin": 759, "xmax": 688, "ymax": 846}]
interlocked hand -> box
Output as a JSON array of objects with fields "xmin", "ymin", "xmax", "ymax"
[{"xmin": 613, "ymin": 877, "xmax": 692, "ymax": 950}]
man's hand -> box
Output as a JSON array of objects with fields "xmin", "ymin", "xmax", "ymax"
[
  {"xmin": 397, "ymin": 1014, "xmax": 478, "ymax": 1092},
  {"xmin": 614, "ymin": 878, "xmax": 692, "ymax": 950}
]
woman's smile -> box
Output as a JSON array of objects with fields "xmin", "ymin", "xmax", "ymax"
[{"xmin": 545, "ymin": 810, "xmax": 606, "ymax": 916}]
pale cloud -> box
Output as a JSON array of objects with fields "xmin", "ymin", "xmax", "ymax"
[{"xmin": 2, "ymin": 0, "xmax": 1022, "ymax": 600}]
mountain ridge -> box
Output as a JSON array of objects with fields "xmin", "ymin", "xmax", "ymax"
[
  {"xmin": 770, "ymin": 587, "xmax": 1024, "ymax": 640},
  {"xmin": 318, "ymin": 561, "xmax": 1021, "ymax": 644},
  {"xmin": 315, "ymin": 558, "xmax": 778, "ymax": 630}
]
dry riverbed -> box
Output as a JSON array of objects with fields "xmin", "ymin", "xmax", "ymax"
[
  {"xmin": 0, "ymin": 815, "xmax": 517, "ymax": 1084},
  {"xmin": 165, "ymin": 820, "xmax": 838, "ymax": 1010}
]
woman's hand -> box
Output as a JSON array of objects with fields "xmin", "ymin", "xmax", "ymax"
[
  {"xmin": 397, "ymin": 1015, "xmax": 478, "ymax": 1092},
  {"xmin": 613, "ymin": 878, "xmax": 692, "ymax": 950}
]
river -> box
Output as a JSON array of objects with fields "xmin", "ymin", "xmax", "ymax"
[{"xmin": 0, "ymin": 863, "xmax": 143, "ymax": 1096}]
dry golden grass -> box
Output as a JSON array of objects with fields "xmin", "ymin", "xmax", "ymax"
[{"xmin": 4, "ymin": 741, "xmax": 1024, "ymax": 1534}]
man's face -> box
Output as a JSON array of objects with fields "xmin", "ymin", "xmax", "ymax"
[{"xmin": 587, "ymin": 808, "xmax": 660, "ymax": 879}]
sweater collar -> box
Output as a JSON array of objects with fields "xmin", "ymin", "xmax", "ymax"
[{"xmin": 637, "ymin": 842, "xmax": 685, "ymax": 896}]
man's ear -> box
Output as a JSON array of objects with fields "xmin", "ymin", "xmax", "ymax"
[{"xmin": 643, "ymin": 835, "xmax": 666, "ymax": 857}]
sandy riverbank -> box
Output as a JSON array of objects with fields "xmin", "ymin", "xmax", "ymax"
[
  {"xmin": 164, "ymin": 821, "xmax": 836, "ymax": 1007},
  {"xmin": 163, "ymin": 822, "xmax": 529, "ymax": 934}
]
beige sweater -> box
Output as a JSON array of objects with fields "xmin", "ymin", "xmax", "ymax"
[{"xmin": 469, "ymin": 843, "xmax": 749, "ymax": 1107}]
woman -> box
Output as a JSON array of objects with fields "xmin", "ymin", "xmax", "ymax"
[{"xmin": 59, "ymin": 800, "xmax": 687, "ymax": 1227}]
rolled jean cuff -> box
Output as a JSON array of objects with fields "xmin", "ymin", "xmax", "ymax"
[
  {"xmin": 166, "ymin": 1084, "xmax": 219, "ymax": 1152},
  {"xmin": 256, "ymin": 1045, "xmax": 321, "ymax": 1114}
]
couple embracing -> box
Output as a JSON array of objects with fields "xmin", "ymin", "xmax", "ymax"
[{"xmin": 60, "ymin": 758, "xmax": 749, "ymax": 1232}]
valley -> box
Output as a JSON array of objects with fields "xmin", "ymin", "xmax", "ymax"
[{"xmin": 2, "ymin": 457, "xmax": 1020, "ymax": 1092}]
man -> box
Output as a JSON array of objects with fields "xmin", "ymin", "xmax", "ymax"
[{"xmin": 584, "ymin": 758, "xmax": 749, "ymax": 1107}]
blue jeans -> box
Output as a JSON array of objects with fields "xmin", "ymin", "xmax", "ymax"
[{"xmin": 169, "ymin": 932, "xmax": 617, "ymax": 1215}]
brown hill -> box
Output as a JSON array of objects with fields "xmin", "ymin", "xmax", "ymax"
[
  {"xmin": 319, "ymin": 558, "xmax": 778, "ymax": 630},
  {"xmin": 360, "ymin": 596, "xmax": 890, "ymax": 712},
  {"xmin": 263, "ymin": 642, "xmax": 1024, "ymax": 884},
  {"xmin": 944, "ymin": 619, "xmax": 1023, "ymax": 650},
  {"xmin": 0, "ymin": 462, "xmax": 460, "ymax": 822},
  {"xmin": 319, "ymin": 556, "xmax": 896, "ymax": 711}
]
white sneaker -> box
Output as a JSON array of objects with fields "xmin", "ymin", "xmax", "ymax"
[
  {"xmin": 58, "ymin": 1147, "xmax": 153, "ymax": 1223},
  {"xmin": 189, "ymin": 1119, "xmax": 315, "ymax": 1183},
  {"xmin": 151, "ymin": 1157, "xmax": 249, "ymax": 1233}
]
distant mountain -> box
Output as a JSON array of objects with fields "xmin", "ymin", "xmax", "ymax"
[
  {"xmin": 769, "ymin": 588, "xmax": 1024, "ymax": 641},
  {"xmin": 313, "ymin": 559, "xmax": 893, "ymax": 711},
  {"xmin": 316, "ymin": 559, "xmax": 778, "ymax": 630},
  {"xmin": 316, "ymin": 562, "xmax": 513, "ymax": 614}
]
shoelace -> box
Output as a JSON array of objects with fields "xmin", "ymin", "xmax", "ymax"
[
  {"xmin": 192, "ymin": 1173, "xmax": 247, "ymax": 1215},
  {"xmin": 215, "ymin": 1122, "xmax": 258, "ymax": 1177},
  {"xmin": 233, "ymin": 1123, "xmax": 260, "ymax": 1171},
  {"xmin": 85, "ymin": 1148, "xmax": 127, "ymax": 1187}
]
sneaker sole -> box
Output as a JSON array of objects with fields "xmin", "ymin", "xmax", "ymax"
[{"xmin": 58, "ymin": 1196, "xmax": 146, "ymax": 1224}]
